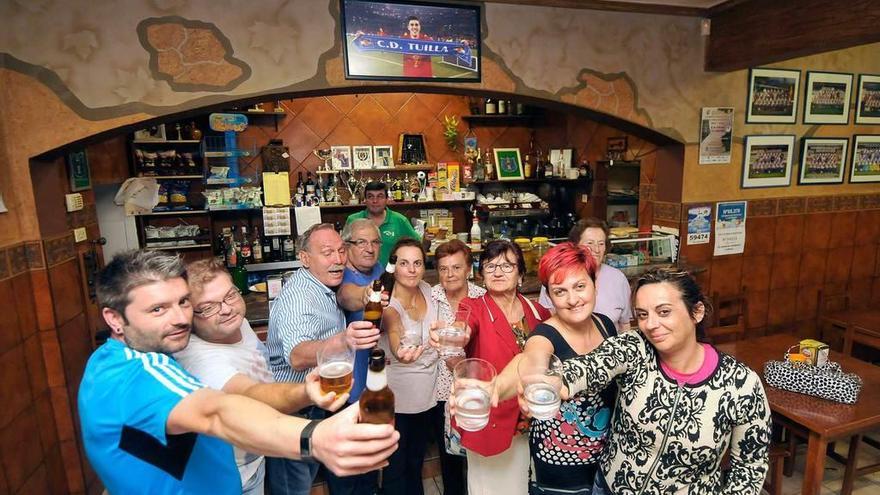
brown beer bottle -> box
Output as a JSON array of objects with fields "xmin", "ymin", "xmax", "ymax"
[
  {"xmin": 363, "ymin": 279, "xmax": 383, "ymax": 329},
  {"xmin": 379, "ymin": 254, "xmax": 397, "ymax": 298},
  {"xmin": 359, "ymin": 349, "xmax": 395, "ymax": 425}
]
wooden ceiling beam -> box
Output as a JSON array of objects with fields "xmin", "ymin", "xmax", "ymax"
[
  {"xmin": 481, "ymin": 0, "xmax": 708, "ymax": 17},
  {"xmin": 705, "ymin": 0, "xmax": 880, "ymax": 72}
]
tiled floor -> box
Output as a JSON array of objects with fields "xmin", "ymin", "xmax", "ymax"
[{"xmin": 777, "ymin": 437, "xmax": 880, "ymax": 495}]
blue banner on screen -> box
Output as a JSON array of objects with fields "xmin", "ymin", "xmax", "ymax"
[{"xmin": 352, "ymin": 34, "xmax": 472, "ymax": 65}]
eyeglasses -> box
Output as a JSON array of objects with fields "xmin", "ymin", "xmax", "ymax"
[
  {"xmin": 348, "ymin": 239, "xmax": 382, "ymax": 249},
  {"xmin": 193, "ymin": 288, "xmax": 242, "ymax": 318},
  {"xmin": 483, "ymin": 262, "xmax": 515, "ymax": 274}
]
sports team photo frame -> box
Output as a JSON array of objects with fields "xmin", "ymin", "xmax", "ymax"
[
  {"xmin": 802, "ymin": 71, "xmax": 853, "ymax": 125},
  {"xmin": 850, "ymin": 135, "xmax": 880, "ymax": 183},
  {"xmin": 855, "ymin": 74, "xmax": 880, "ymax": 125},
  {"xmin": 798, "ymin": 137, "xmax": 848, "ymax": 185},
  {"xmin": 741, "ymin": 135, "xmax": 796, "ymax": 189},
  {"xmin": 746, "ymin": 68, "xmax": 800, "ymax": 124}
]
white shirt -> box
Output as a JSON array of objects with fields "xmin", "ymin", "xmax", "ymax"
[
  {"xmin": 174, "ymin": 319, "xmax": 273, "ymax": 485},
  {"xmin": 538, "ymin": 263, "xmax": 632, "ymax": 330}
]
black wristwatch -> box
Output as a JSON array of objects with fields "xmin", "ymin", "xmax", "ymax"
[{"xmin": 299, "ymin": 419, "xmax": 320, "ymax": 461}]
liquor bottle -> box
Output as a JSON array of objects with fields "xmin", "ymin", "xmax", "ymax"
[
  {"xmin": 261, "ymin": 232, "xmax": 273, "ymax": 262},
  {"xmin": 296, "ymin": 172, "xmax": 305, "ymax": 196},
  {"xmin": 392, "ymin": 176, "xmax": 404, "ymax": 202},
  {"xmin": 252, "ymin": 227, "xmax": 264, "ymax": 263},
  {"xmin": 523, "ymin": 155, "xmax": 533, "ymax": 179},
  {"xmin": 379, "ymin": 254, "xmax": 397, "ymax": 297},
  {"xmin": 283, "ymin": 236, "xmax": 296, "ymax": 261},
  {"xmin": 240, "ymin": 226, "xmax": 252, "ymax": 264},
  {"xmin": 470, "ymin": 211, "xmax": 482, "ymax": 246},
  {"xmin": 403, "ymin": 173, "xmax": 412, "ymax": 201},
  {"xmin": 484, "ymin": 98, "xmax": 496, "ymax": 115},
  {"xmin": 505, "ymin": 100, "xmax": 513, "ymax": 115},
  {"xmin": 497, "ymin": 99, "xmax": 507, "ymax": 115},
  {"xmin": 483, "ymin": 152, "xmax": 495, "ymax": 181},
  {"xmin": 544, "ymin": 153, "xmax": 554, "ymax": 178},
  {"xmin": 305, "ymin": 172, "xmax": 316, "ymax": 195},
  {"xmin": 363, "ymin": 280, "xmax": 383, "ymax": 330},
  {"xmin": 226, "ymin": 226, "xmax": 239, "ymax": 269},
  {"xmin": 359, "ymin": 348, "xmax": 395, "ymax": 425},
  {"xmin": 271, "ymin": 236, "xmax": 282, "ymax": 262}
]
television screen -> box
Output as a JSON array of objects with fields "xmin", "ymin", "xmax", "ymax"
[{"xmin": 340, "ymin": 0, "xmax": 481, "ymax": 82}]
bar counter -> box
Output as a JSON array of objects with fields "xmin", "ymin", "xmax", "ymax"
[{"xmin": 244, "ymin": 261, "xmax": 700, "ymax": 328}]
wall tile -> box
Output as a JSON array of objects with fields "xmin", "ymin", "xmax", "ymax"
[
  {"xmin": 33, "ymin": 391, "xmax": 59, "ymax": 457},
  {"xmin": 0, "ymin": 408, "xmax": 44, "ymax": 492},
  {"xmin": 824, "ymin": 246, "xmax": 854, "ymax": 284},
  {"xmin": 46, "ymin": 443, "xmax": 68, "ymax": 495},
  {"xmin": 680, "ymin": 241, "xmax": 713, "ymax": 263},
  {"xmin": 872, "ymin": 277, "xmax": 880, "ymax": 305},
  {"xmin": 297, "ymin": 98, "xmax": 344, "ymax": 138},
  {"xmin": 0, "ymin": 348, "xmax": 32, "ymax": 431},
  {"xmin": 59, "ymin": 439, "xmax": 85, "ymax": 494},
  {"xmin": 802, "ymin": 213, "xmax": 832, "ymax": 250},
  {"xmin": 23, "ymin": 333, "xmax": 48, "ymax": 398},
  {"xmin": 325, "ymin": 117, "xmax": 371, "ymax": 148},
  {"xmin": 767, "ymin": 288, "xmax": 797, "ymax": 328},
  {"xmin": 749, "ymin": 198, "xmax": 777, "ymax": 217},
  {"xmin": 795, "ymin": 286, "xmax": 820, "ymax": 322},
  {"xmin": 741, "ymin": 255, "xmax": 771, "ymax": 293},
  {"xmin": 31, "ymin": 269, "xmax": 56, "ymax": 331},
  {"xmin": 40, "ymin": 330, "xmax": 66, "ymax": 389},
  {"xmin": 347, "ymin": 97, "xmax": 392, "ymax": 142},
  {"xmin": 829, "ymin": 212, "xmax": 856, "ymax": 247},
  {"xmin": 850, "ymin": 244, "xmax": 877, "ymax": 280},
  {"xmin": 0, "ymin": 279, "xmax": 21, "ymax": 356},
  {"xmin": 777, "ymin": 198, "xmax": 805, "ymax": 215},
  {"xmin": 48, "ymin": 259, "xmax": 84, "ymax": 327},
  {"xmin": 372, "ymin": 93, "xmax": 412, "ymax": 115},
  {"xmin": 0, "ymin": 457, "xmax": 7, "ymax": 494},
  {"xmin": 773, "ymin": 214, "xmax": 804, "ymax": 254},
  {"xmin": 327, "ymin": 94, "xmax": 361, "ymax": 115},
  {"xmin": 49, "ymin": 386, "xmax": 76, "ymax": 444},
  {"xmin": 413, "ymin": 93, "xmax": 451, "ymax": 116},
  {"xmin": 770, "ymin": 253, "xmax": 800, "ymax": 289},
  {"xmin": 12, "ymin": 273, "xmax": 37, "ymax": 340},
  {"xmin": 798, "ymin": 249, "xmax": 828, "ymax": 287},
  {"xmin": 745, "ymin": 290, "xmax": 769, "ymax": 330},
  {"xmin": 709, "ymin": 255, "xmax": 743, "ymax": 297},
  {"xmin": 854, "ymin": 209, "xmax": 880, "ymax": 245},
  {"xmin": 395, "ymin": 97, "xmax": 433, "ymax": 133},
  {"xmin": 743, "ymin": 216, "xmax": 775, "ymax": 256},
  {"xmin": 15, "ymin": 464, "xmax": 49, "ymax": 495},
  {"xmin": 277, "ymin": 118, "xmax": 322, "ymax": 165},
  {"xmin": 57, "ymin": 314, "xmax": 92, "ymax": 408},
  {"xmin": 847, "ymin": 277, "xmax": 873, "ymax": 309}
]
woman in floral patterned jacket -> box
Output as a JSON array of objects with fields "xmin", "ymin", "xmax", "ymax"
[{"xmin": 560, "ymin": 268, "xmax": 771, "ymax": 495}]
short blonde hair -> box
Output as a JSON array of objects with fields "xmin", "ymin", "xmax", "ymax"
[{"xmin": 185, "ymin": 258, "xmax": 229, "ymax": 293}]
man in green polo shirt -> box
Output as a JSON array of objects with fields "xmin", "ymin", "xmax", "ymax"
[{"xmin": 345, "ymin": 181, "xmax": 421, "ymax": 265}]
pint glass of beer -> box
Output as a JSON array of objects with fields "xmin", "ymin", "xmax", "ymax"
[{"xmin": 317, "ymin": 335, "xmax": 355, "ymax": 396}]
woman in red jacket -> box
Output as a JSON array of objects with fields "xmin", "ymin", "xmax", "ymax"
[{"xmin": 454, "ymin": 240, "xmax": 551, "ymax": 495}]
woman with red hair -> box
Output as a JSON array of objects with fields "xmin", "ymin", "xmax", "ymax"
[{"xmin": 493, "ymin": 242, "xmax": 618, "ymax": 494}]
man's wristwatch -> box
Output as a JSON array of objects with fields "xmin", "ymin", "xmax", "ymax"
[{"xmin": 300, "ymin": 419, "xmax": 320, "ymax": 461}]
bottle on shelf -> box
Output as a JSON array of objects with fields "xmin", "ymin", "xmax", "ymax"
[
  {"xmin": 505, "ymin": 100, "xmax": 513, "ymax": 115},
  {"xmin": 484, "ymin": 98, "xmax": 497, "ymax": 115},
  {"xmin": 283, "ymin": 236, "xmax": 296, "ymax": 261},
  {"xmin": 473, "ymin": 148, "xmax": 485, "ymax": 181},
  {"xmin": 252, "ymin": 227, "xmax": 264, "ymax": 263},
  {"xmin": 523, "ymin": 155, "xmax": 533, "ymax": 179},
  {"xmin": 225, "ymin": 227, "xmax": 238, "ymax": 269},
  {"xmin": 363, "ymin": 280, "xmax": 383, "ymax": 331},
  {"xmin": 359, "ymin": 348, "xmax": 395, "ymax": 425},
  {"xmin": 230, "ymin": 252, "xmax": 249, "ymax": 294},
  {"xmin": 261, "ymin": 231, "xmax": 273, "ymax": 262},
  {"xmin": 392, "ymin": 176, "xmax": 404, "ymax": 202},
  {"xmin": 403, "ymin": 173, "xmax": 412, "ymax": 201},
  {"xmin": 544, "ymin": 152, "xmax": 554, "ymax": 178},
  {"xmin": 296, "ymin": 172, "xmax": 305, "ymax": 196},
  {"xmin": 239, "ymin": 226, "xmax": 253, "ymax": 264},
  {"xmin": 271, "ymin": 236, "xmax": 282, "ymax": 262},
  {"xmin": 497, "ymin": 99, "xmax": 507, "ymax": 115},
  {"xmin": 483, "ymin": 151, "xmax": 495, "ymax": 181},
  {"xmin": 469, "ymin": 211, "xmax": 482, "ymax": 246},
  {"xmin": 380, "ymin": 254, "xmax": 397, "ymax": 298},
  {"xmin": 305, "ymin": 172, "xmax": 316, "ymax": 195}
]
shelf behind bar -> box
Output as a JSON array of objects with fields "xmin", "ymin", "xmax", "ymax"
[
  {"xmin": 144, "ymin": 243, "xmax": 212, "ymax": 250},
  {"xmin": 470, "ymin": 178, "xmax": 586, "ymax": 186},
  {"xmin": 136, "ymin": 209, "xmax": 209, "ymax": 216}
]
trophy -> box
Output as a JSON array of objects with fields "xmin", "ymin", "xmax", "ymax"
[
  {"xmin": 416, "ymin": 171, "xmax": 428, "ymax": 201},
  {"xmin": 313, "ymin": 148, "xmax": 332, "ymax": 172},
  {"xmin": 341, "ymin": 171, "xmax": 362, "ymax": 204}
]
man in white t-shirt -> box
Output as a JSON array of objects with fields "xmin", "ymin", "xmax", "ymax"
[{"xmin": 175, "ymin": 258, "xmax": 347, "ymax": 494}]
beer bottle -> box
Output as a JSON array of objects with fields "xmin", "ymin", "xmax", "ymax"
[
  {"xmin": 363, "ymin": 279, "xmax": 383, "ymax": 330},
  {"xmin": 359, "ymin": 348, "xmax": 395, "ymax": 425},
  {"xmin": 380, "ymin": 254, "xmax": 397, "ymax": 297}
]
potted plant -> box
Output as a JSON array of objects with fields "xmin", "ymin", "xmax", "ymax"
[{"xmin": 443, "ymin": 115, "xmax": 460, "ymax": 151}]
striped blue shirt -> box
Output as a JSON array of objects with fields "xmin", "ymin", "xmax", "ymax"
[
  {"xmin": 78, "ymin": 338, "xmax": 239, "ymax": 494},
  {"xmin": 267, "ymin": 268, "xmax": 346, "ymax": 383}
]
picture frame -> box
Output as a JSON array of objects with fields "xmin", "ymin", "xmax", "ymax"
[
  {"xmin": 746, "ymin": 68, "xmax": 800, "ymax": 124},
  {"xmin": 741, "ymin": 135, "xmax": 795, "ymax": 189},
  {"xmin": 352, "ymin": 145, "xmax": 373, "ymax": 169},
  {"xmin": 68, "ymin": 149, "xmax": 91, "ymax": 192},
  {"xmin": 330, "ymin": 145, "xmax": 353, "ymax": 170},
  {"xmin": 133, "ymin": 124, "xmax": 166, "ymax": 142},
  {"xmin": 493, "ymin": 148, "xmax": 523, "ymax": 181},
  {"xmin": 855, "ymin": 74, "xmax": 880, "ymax": 125},
  {"xmin": 399, "ymin": 134, "xmax": 427, "ymax": 164},
  {"xmin": 550, "ymin": 149, "xmax": 573, "ymax": 174},
  {"xmin": 802, "ymin": 71, "xmax": 853, "ymax": 125},
  {"xmin": 798, "ymin": 137, "xmax": 848, "ymax": 185},
  {"xmin": 373, "ymin": 145, "xmax": 394, "ymax": 169},
  {"xmin": 849, "ymin": 135, "xmax": 880, "ymax": 183},
  {"xmin": 340, "ymin": 0, "xmax": 481, "ymax": 83}
]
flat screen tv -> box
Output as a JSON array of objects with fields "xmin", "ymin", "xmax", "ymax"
[{"xmin": 340, "ymin": 0, "xmax": 481, "ymax": 82}]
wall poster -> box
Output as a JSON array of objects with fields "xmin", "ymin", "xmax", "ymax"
[
  {"xmin": 714, "ymin": 201, "xmax": 747, "ymax": 256},
  {"xmin": 686, "ymin": 205, "xmax": 712, "ymax": 245},
  {"xmin": 698, "ymin": 107, "xmax": 733, "ymax": 164}
]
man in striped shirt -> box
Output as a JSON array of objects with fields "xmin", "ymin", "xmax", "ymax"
[
  {"xmin": 79, "ymin": 250, "xmax": 398, "ymax": 495},
  {"xmin": 266, "ymin": 223, "xmax": 381, "ymax": 494}
]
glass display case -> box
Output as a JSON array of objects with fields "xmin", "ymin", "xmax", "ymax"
[{"xmin": 606, "ymin": 230, "xmax": 679, "ymax": 276}]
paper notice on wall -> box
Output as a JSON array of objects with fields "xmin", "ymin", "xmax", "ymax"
[
  {"xmin": 262, "ymin": 207, "xmax": 291, "ymax": 236},
  {"xmin": 699, "ymin": 107, "xmax": 734, "ymax": 164},
  {"xmin": 294, "ymin": 206, "xmax": 322, "ymax": 235},
  {"xmin": 714, "ymin": 201, "xmax": 747, "ymax": 256},
  {"xmin": 687, "ymin": 205, "xmax": 712, "ymax": 245}
]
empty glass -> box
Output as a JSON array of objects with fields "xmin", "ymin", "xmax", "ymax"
[
  {"xmin": 452, "ymin": 358, "xmax": 496, "ymax": 431},
  {"xmin": 518, "ymin": 352, "xmax": 563, "ymax": 420}
]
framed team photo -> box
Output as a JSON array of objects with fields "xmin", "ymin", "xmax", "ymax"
[
  {"xmin": 802, "ymin": 71, "xmax": 853, "ymax": 125},
  {"xmin": 849, "ymin": 135, "xmax": 880, "ymax": 183},
  {"xmin": 741, "ymin": 135, "xmax": 795, "ymax": 189},
  {"xmin": 798, "ymin": 137, "xmax": 848, "ymax": 185},
  {"xmin": 340, "ymin": 0, "xmax": 481, "ymax": 83},
  {"xmin": 855, "ymin": 74, "xmax": 880, "ymax": 125},
  {"xmin": 746, "ymin": 68, "xmax": 800, "ymax": 124},
  {"xmin": 493, "ymin": 148, "xmax": 523, "ymax": 181}
]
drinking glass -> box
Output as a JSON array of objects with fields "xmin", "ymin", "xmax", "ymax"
[
  {"xmin": 518, "ymin": 352, "xmax": 563, "ymax": 420},
  {"xmin": 400, "ymin": 328, "xmax": 422, "ymax": 348},
  {"xmin": 317, "ymin": 335, "xmax": 355, "ymax": 396},
  {"xmin": 437, "ymin": 306, "xmax": 471, "ymax": 357},
  {"xmin": 452, "ymin": 358, "xmax": 496, "ymax": 431}
]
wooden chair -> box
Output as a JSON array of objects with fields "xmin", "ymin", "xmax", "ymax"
[
  {"xmin": 705, "ymin": 292, "xmax": 748, "ymax": 344},
  {"xmin": 817, "ymin": 289, "xmax": 850, "ymax": 349}
]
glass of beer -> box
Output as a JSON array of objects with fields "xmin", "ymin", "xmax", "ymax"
[
  {"xmin": 317, "ymin": 335, "xmax": 355, "ymax": 396},
  {"xmin": 518, "ymin": 352, "xmax": 563, "ymax": 420},
  {"xmin": 437, "ymin": 306, "xmax": 470, "ymax": 357},
  {"xmin": 452, "ymin": 358, "xmax": 496, "ymax": 431}
]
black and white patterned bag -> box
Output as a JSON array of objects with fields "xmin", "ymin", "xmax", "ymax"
[{"xmin": 763, "ymin": 349, "xmax": 863, "ymax": 404}]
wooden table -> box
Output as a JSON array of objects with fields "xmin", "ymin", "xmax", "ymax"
[
  {"xmin": 717, "ymin": 334, "xmax": 880, "ymax": 495},
  {"xmin": 820, "ymin": 308, "xmax": 880, "ymax": 355}
]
